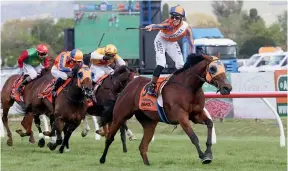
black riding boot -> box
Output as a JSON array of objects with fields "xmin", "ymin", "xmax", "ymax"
[
  {"xmin": 147, "ymin": 65, "xmax": 164, "ymax": 97},
  {"xmin": 52, "ymin": 78, "xmax": 64, "ymax": 98},
  {"xmin": 17, "ymin": 76, "xmax": 32, "ymax": 94}
]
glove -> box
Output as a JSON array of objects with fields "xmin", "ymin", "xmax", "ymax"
[{"xmin": 103, "ymin": 55, "xmax": 111, "ymax": 61}]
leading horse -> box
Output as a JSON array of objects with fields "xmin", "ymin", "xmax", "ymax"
[{"xmin": 99, "ymin": 53, "xmax": 232, "ymax": 165}]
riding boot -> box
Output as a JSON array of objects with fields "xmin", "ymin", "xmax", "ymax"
[
  {"xmin": 52, "ymin": 78, "xmax": 64, "ymax": 98},
  {"xmin": 16, "ymin": 76, "xmax": 32, "ymax": 99},
  {"xmin": 147, "ymin": 65, "xmax": 164, "ymax": 97},
  {"xmin": 147, "ymin": 76, "xmax": 159, "ymax": 97}
]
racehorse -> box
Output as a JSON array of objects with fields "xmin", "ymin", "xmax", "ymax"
[
  {"xmin": 42, "ymin": 65, "xmax": 93, "ymax": 153},
  {"xmin": 1, "ymin": 56, "xmax": 55, "ymax": 146},
  {"xmin": 83, "ymin": 65, "xmax": 138, "ymax": 153},
  {"xmin": 99, "ymin": 53, "xmax": 232, "ymax": 165}
]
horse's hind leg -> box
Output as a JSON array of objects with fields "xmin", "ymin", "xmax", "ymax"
[
  {"xmin": 2, "ymin": 99, "xmax": 14, "ymax": 146},
  {"xmin": 120, "ymin": 124, "xmax": 127, "ymax": 153},
  {"xmin": 178, "ymin": 109, "xmax": 207, "ymax": 163},
  {"xmin": 135, "ymin": 112, "xmax": 158, "ymax": 166}
]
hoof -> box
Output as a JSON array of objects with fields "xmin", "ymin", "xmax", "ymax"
[
  {"xmin": 29, "ymin": 136, "xmax": 35, "ymax": 144},
  {"xmin": 43, "ymin": 131, "xmax": 51, "ymax": 136},
  {"xmin": 123, "ymin": 148, "xmax": 127, "ymax": 153},
  {"xmin": 38, "ymin": 138, "xmax": 45, "ymax": 148},
  {"xmin": 201, "ymin": 156, "xmax": 212, "ymax": 164},
  {"xmin": 59, "ymin": 147, "xmax": 64, "ymax": 153},
  {"xmin": 81, "ymin": 130, "xmax": 88, "ymax": 137},
  {"xmin": 56, "ymin": 139, "xmax": 62, "ymax": 145},
  {"xmin": 99, "ymin": 157, "xmax": 106, "ymax": 164},
  {"xmin": 16, "ymin": 129, "xmax": 25, "ymax": 137},
  {"xmin": 7, "ymin": 139, "xmax": 13, "ymax": 146},
  {"xmin": 47, "ymin": 142, "xmax": 57, "ymax": 151}
]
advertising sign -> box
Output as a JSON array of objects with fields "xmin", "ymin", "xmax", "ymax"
[{"xmin": 274, "ymin": 70, "xmax": 287, "ymax": 117}]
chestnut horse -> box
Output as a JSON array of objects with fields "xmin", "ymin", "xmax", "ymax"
[
  {"xmin": 99, "ymin": 53, "xmax": 232, "ymax": 165},
  {"xmin": 1, "ymin": 57, "xmax": 54, "ymax": 146},
  {"xmin": 44, "ymin": 65, "xmax": 93, "ymax": 153}
]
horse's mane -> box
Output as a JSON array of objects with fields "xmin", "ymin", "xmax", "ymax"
[
  {"xmin": 113, "ymin": 65, "xmax": 136, "ymax": 76},
  {"xmin": 173, "ymin": 53, "xmax": 204, "ymax": 75}
]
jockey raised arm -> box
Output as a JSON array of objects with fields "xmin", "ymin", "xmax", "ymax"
[
  {"xmin": 144, "ymin": 5, "xmax": 194, "ymax": 96},
  {"xmin": 15, "ymin": 44, "xmax": 50, "ymax": 101}
]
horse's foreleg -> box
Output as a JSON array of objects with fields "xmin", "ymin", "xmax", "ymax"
[
  {"xmin": 59, "ymin": 123, "xmax": 70, "ymax": 153},
  {"xmin": 120, "ymin": 125, "xmax": 127, "ymax": 153},
  {"xmin": 81, "ymin": 116, "xmax": 90, "ymax": 137},
  {"xmin": 136, "ymin": 115, "xmax": 158, "ymax": 166},
  {"xmin": 178, "ymin": 110, "xmax": 207, "ymax": 163},
  {"xmin": 59, "ymin": 121, "xmax": 80, "ymax": 153},
  {"xmin": 16, "ymin": 112, "xmax": 35, "ymax": 144},
  {"xmin": 99, "ymin": 120, "xmax": 123, "ymax": 164},
  {"xmin": 47, "ymin": 116, "xmax": 64, "ymax": 151},
  {"xmin": 201, "ymin": 110, "xmax": 214, "ymax": 163}
]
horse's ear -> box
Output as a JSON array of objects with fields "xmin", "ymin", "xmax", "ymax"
[{"xmin": 202, "ymin": 54, "xmax": 213, "ymax": 62}]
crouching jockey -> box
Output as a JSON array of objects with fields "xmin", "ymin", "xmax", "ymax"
[
  {"xmin": 15, "ymin": 44, "xmax": 50, "ymax": 101},
  {"xmin": 90, "ymin": 44, "xmax": 126, "ymax": 102},
  {"xmin": 51, "ymin": 49, "xmax": 83, "ymax": 98}
]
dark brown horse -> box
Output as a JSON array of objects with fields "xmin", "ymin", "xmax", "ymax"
[
  {"xmin": 44, "ymin": 65, "xmax": 93, "ymax": 153},
  {"xmin": 83, "ymin": 65, "xmax": 138, "ymax": 153},
  {"xmin": 1, "ymin": 57, "xmax": 55, "ymax": 146},
  {"xmin": 99, "ymin": 53, "xmax": 232, "ymax": 165}
]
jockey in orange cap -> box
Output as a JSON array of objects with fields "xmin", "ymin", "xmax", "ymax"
[
  {"xmin": 144, "ymin": 5, "xmax": 194, "ymax": 96},
  {"xmin": 51, "ymin": 49, "xmax": 84, "ymax": 97},
  {"xmin": 15, "ymin": 44, "xmax": 50, "ymax": 101}
]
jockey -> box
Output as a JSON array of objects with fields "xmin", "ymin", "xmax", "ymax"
[
  {"xmin": 16, "ymin": 44, "xmax": 50, "ymax": 100},
  {"xmin": 144, "ymin": 5, "xmax": 194, "ymax": 96},
  {"xmin": 90, "ymin": 44, "xmax": 126, "ymax": 86},
  {"xmin": 51, "ymin": 49, "xmax": 84, "ymax": 97}
]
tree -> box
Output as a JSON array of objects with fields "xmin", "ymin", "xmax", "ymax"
[
  {"xmin": 277, "ymin": 10, "xmax": 287, "ymax": 50},
  {"xmin": 239, "ymin": 36, "xmax": 276, "ymax": 58},
  {"xmin": 211, "ymin": 0, "xmax": 243, "ymax": 20},
  {"xmin": 187, "ymin": 13, "xmax": 220, "ymax": 28},
  {"xmin": 162, "ymin": 3, "xmax": 169, "ymax": 20}
]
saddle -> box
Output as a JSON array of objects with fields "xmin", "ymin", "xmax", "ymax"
[
  {"xmin": 10, "ymin": 75, "xmax": 25, "ymax": 102},
  {"xmin": 138, "ymin": 75, "xmax": 173, "ymax": 124},
  {"xmin": 139, "ymin": 75, "xmax": 172, "ymax": 111},
  {"xmin": 38, "ymin": 78, "xmax": 71, "ymax": 103}
]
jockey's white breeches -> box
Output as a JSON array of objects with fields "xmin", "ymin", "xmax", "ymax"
[
  {"xmin": 22, "ymin": 63, "xmax": 43, "ymax": 79},
  {"xmin": 51, "ymin": 66, "xmax": 68, "ymax": 80},
  {"xmin": 90, "ymin": 65, "xmax": 114, "ymax": 83},
  {"xmin": 154, "ymin": 33, "xmax": 185, "ymax": 69}
]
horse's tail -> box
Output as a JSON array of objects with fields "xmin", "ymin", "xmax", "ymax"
[{"xmin": 98, "ymin": 99, "xmax": 116, "ymax": 127}]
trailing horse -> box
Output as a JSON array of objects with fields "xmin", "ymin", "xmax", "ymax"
[
  {"xmin": 41, "ymin": 65, "xmax": 93, "ymax": 153},
  {"xmin": 1, "ymin": 57, "xmax": 55, "ymax": 146},
  {"xmin": 99, "ymin": 53, "xmax": 232, "ymax": 165},
  {"xmin": 83, "ymin": 65, "xmax": 138, "ymax": 152}
]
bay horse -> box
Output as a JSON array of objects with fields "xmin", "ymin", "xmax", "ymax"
[
  {"xmin": 44, "ymin": 65, "xmax": 93, "ymax": 153},
  {"xmin": 1, "ymin": 57, "xmax": 55, "ymax": 146},
  {"xmin": 83, "ymin": 65, "xmax": 138, "ymax": 153},
  {"xmin": 99, "ymin": 53, "xmax": 232, "ymax": 165}
]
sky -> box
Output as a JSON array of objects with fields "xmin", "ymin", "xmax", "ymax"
[{"xmin": 1, "ymin": 0, "xmax": 287, "ymax": 26}]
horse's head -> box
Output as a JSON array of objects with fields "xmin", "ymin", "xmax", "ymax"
[
  {"xmin": 202, "ymin": 55, "xmax": 232, "ymax": 95},
  {"xmin": 111, "ymin": 65, "xmax": 138, "ymax": 92},
  {"xmin": 75, "ymin": 65, "xmax": 93, "ymax": 98}
]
